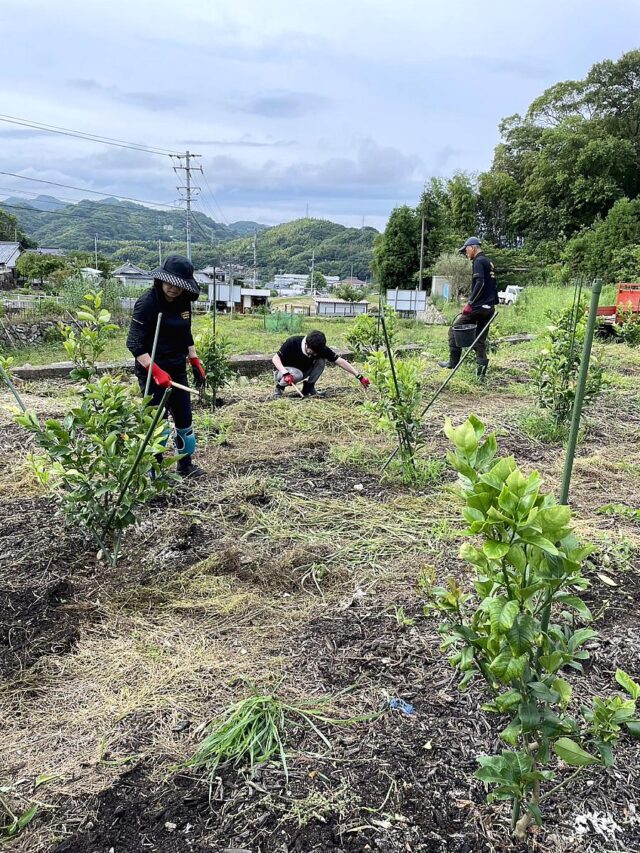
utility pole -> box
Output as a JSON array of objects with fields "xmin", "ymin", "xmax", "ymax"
[
  {"xmin": 310, "ymin": 249, "xmax": 315, "ymax": 295},
  {"xmin": 94, "ymin": 233, "xmax": 98, "ymax": 269},
  {"xmin": 172, "ymin": 150, "xmax": 202, "ymax": 261},
  {"xmin": 253, "ymin": 230, "xmax": 257, "ymax": 288},
  {"xmin": 158, "ymin": 240, "xmax": 162, "ymax": 266}
]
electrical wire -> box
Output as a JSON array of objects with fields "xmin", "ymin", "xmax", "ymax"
[
  {"xmin": 0, "ymin": 171, "xmax": 177, "ymax": 210},
  {"xmin": 0, "ymin": 113, "xmax": 181, "ymax": 157}
]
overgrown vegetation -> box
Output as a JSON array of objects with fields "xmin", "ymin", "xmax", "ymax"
[
  {"xmin": 14, "ymin": 291, "xmax": 175, "ymax": 565},
  {"xmin": 346, "ymin": 310, "xmax": 395, "ymax": 356},
  {"xmin": 364, "ymin": 350, "xmax": 423, "ymax": 483},
  {"xmin": 432, "ymin": 416, "xmax": 640, "ymax": 839},
  {"xmin": 532, "ymin": 300, "xmax": 603, "ymax": 423},
  {"xmin": 195, "ymin": 328, "xmax": 235, "ymax": 408}
]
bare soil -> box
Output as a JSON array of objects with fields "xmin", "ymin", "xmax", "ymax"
[{"xmin": 1, "ymin": 359, "xmax": 639, "ymax": 853}]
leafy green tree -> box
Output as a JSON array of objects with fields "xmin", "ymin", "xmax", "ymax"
[
  {"xmin": 373, "ymin": 206, "xmax": 420, "ymax": 291},
  {"xmin": 307, "ymin": 270, "xmax": 327, "ymax": 291},
  {"xmin": 431, "ymin": 252, "xmax": 471, "ymax": 300},
  {"xmin": 446, "ymin": 172, "xmax": 478, "ymax": 238},
  {"xmin": 16, "ymin": 252, "xmax": 68, "ymax": 284},
  {"xmin": 334, "ymin": 282, "xmax": 363, "ymax": 302}
]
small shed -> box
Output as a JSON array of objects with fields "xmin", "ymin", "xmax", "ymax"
[
  {"xmin": 315, "ymin": 297, "xmax": 369, "ymax": 317},
  {"xmin": 430, "ymin": 276, "xmax": 452, "ymax": 301},
  {"xmin": 240, "ymin": 288, "xmax": 269, "ymax": 312}
]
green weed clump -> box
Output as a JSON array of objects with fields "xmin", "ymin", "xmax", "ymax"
[{"xmin": 188, "ymin": 687, "xmax": 370, "ymax": 781}]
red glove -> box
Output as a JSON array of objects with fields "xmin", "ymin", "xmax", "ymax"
[
  {"xmin": 462, "ymin": 303, "xmax": 473, "ymax": 316},
  {"xmin": 189, "ymin": 356, "xmax": 206, "ymax": 388},
  {"xmin": 150, "ymin": 363, "xmax": 172, "ymax": 389},
  {"xmin": 357, "ymin": 374, "xmax": 370, "ymax": 389},
  {"xmin": 282, "ymin": 372, "xmax": 295, "ymax": 386}
]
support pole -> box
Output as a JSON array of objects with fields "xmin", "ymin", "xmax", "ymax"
[
  {"xmin": 144, "ymin": 312, "xmax": 163, "ymax": 398},
  {"xmin": 559, "ymin": 279, "xmax": 602, "ymax": 505},
  {"xmin": 0, "ymin": 362, "xmax": 27, "ymax": 412}
]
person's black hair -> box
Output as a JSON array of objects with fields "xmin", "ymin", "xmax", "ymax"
[{"xmin": 306, "ymin": 330, "xmax": 327, "ymax": 350}]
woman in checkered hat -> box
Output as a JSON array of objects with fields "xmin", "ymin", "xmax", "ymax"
[{"xmin": 126, "ymin": 254, "xmax": 207, "ymax": 478}]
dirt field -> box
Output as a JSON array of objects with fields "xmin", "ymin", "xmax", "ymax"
[{"xmin": 1, "ymin": 341, "xmax": 639, "ymax": 852}]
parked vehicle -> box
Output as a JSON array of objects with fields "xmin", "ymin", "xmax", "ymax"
[{"xmin": 498, "ymin": 285, "xmax": 523, "ymax": 305}]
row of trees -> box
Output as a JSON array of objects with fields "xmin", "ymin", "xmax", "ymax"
[{"xmin": 375, "ymin": 50, "xmax": 640, "ymax": 289}]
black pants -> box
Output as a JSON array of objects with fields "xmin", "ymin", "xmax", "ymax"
[
  {"xmin": 448, "ymin": 307, "xmax": 495, "ymax": 365},
  {"xmin": 136, "ymin": 364, "xmax": 192, "ymax": 430}
]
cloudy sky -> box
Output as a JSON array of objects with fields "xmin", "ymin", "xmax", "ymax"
[{"xmin": 1, "ymin": 0, "xmax": 639, "ymax": 229}]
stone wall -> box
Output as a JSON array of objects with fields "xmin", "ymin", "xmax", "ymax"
[{"xmin": 0, "ymin": 317, "xmax": 129, "ymax": 349}]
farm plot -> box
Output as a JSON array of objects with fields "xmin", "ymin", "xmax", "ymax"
[{"xmin": 1, "ymin": 343, "xmax": 639, "ymax": 853}]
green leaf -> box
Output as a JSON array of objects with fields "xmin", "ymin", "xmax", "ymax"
[
  {"xmin": 518, "ymin": 530, "xmax": 559, "ymax": 555},
  {"xmin": 554, "ymin": 737, "xmax": 601, "ymax": 767},
  {"xmin": 625, "ymin": 721, "xmax": 640, "ymax": 738},
  {"xmin": 615, "ymin": 669, "xmax": 640, "ymax": 700},
  {"xmin": 499, "ymin": 720, "xmax": 521, "ymax": 745},
  {"xmin": 552, "ymin": 678, "xmax": 572, "ymax": 708},
  {"xmin": 483, "ymin": 539, "xmax": 510, "ymax": 560},
  {"xmin": 568, "ymin": 627, "xmax": 598, "ymax": 653},
  {"xmin": 518, "ymin": 701, "xmax": 541, "ymax": 732},
  {"xmin": 507, "ymin": 614, "xmax": 536, "ymax": 655},
  {"xmin": 527, "ymin": 801, "xmax": 543, "ymax": 827},
  {"xmin": 489, "ymin": 651, "xmax": 527, "ymax": 683}
]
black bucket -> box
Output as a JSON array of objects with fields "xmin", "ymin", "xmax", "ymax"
[{"xmin": 453, "ymin": 323, "xmax": 477, "ymax": 348}]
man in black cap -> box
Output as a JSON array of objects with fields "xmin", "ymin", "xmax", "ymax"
[
  {"xmin": 126, "ymin": 254, "xmax": 207, "ymax": 478},
  {"xmin": 438, "ymin": 237, "xmax": 498, "ymax": 377}
]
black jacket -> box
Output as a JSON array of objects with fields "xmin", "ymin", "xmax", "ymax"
[
  {"xmin": 469, "ymin": 253, "xmax": 498, "ymax": 309},
  {"xmin": 277, "ymin": 335, "xmax": 338, "ymax": 373},
  {"xmin": 127, "ymin": 286, "xmax": 194, "ymax": 374}
]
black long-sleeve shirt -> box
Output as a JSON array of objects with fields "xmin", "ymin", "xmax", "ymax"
[
  {"xmin": 277, "ymin": 335, "xmax": 338, "ymax": 373},
  {"xmin": 126, "ymin": 286, "xmax": 194, "ymax": 375},
  {"xmin": 469, "ymin": 253, "xmax": 498, "ymax": 309}
]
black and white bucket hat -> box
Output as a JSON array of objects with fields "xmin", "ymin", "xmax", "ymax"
[{"xmin": 152, "ymin": 254, "xmax": 200, "ymax": 295}]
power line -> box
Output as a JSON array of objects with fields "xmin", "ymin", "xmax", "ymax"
[
  {"xmin": 0, "ymin": 170, "xmax": 177, "ymax": 210},
  {"xmin": 201, "ymin": 168, "xmax": 230, "ymax": 226},
  {"xmin": 0, "ymin": 113, "xmax": 180, "ymax": 157},
  {"xmin": 172, "ymin": 152, "xmax": 202, "ymax": 261}
]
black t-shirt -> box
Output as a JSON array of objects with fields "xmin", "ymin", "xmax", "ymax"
[
  {"xmin": 277, "ymin": 335, "xmax": 338, "ymax": 373},
  {"xmin": 469, "ymin": 253, "xmax": 498, "ymax": 309},
  {"xmin": 126, "ymin": 286, "xmax": 194, "ymax": 373}
]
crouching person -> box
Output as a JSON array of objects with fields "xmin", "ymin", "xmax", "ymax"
[
  {"xmin": 271, "ymin": 330, "xmax": 370, "ymax": 398},
  {"xmin": 126, "ymin": 254, "xmax": 206, "ymax": 478}
]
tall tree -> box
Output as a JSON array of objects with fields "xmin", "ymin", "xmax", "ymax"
[{"xmin": 373, "ymin": 206, "xmax": 420, "ymax": 291}]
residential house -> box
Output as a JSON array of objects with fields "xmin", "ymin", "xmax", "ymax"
[
  {"xmin": 113, "ymin": 261, "xmax": 154, "ymax": 288},
  {"xmin": 35, "ymin": 247, "xmax": 66, "ymax": 257},
  {"xmin": 0, "ymin": 241, "xmax": 21, "ymax": 287}
]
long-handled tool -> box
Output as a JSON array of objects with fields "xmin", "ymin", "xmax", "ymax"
[{"xmin": 169, "ymin": 380, "xmax": 200, "ymax": 397}]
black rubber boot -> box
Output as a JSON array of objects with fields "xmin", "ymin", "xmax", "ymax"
[
  {"xmin": 177, "ymin": 455, "xmax": 205, "ymax": 478},
  {"xmin": 302, "ymin": 382, "xmax": 317, "ymax": 397},
  {"xmin": 271, "ymin": 384, "xmax": 284, "ymax": 399},
  {"xmin": 476, "ymin": 362, "xmax": 488, "ymax": 380},
  {"xmin": 438, "ymin": 353, "xmax": 461, "ymax": 369}
]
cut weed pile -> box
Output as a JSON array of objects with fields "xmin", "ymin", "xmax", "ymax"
[{"xmin": 1, "ymin": 340, "xmax": 639, "ymax": 852}]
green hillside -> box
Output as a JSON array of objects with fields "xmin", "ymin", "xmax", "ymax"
[
  {"xmin": 0, "ymin": 197, "xmax": 264, "ymax": 254},
  {"xmin": 1, "ymin": 197, "xmax": 378, "ymax": 279},
  {"xmin": 218, "ymin": 218, "xmax": 378, "ymax": 281}
]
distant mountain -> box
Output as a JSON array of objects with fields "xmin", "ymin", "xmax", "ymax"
[
  {"xmin": 0, "ymin": 196, "xmax": 267, "ymax": 252},
  {"xmin": 0, "ymin": 197, "xmax": 377, "ymax": 278},
  {"xmin": 2, "ymin": 194, "xmax": 66, "ymax": 212}
]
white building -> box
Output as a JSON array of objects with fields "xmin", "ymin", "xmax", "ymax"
[
  {"xmin": 315, "ymin": 297, "xmax": 369, "ymax": 317},
  {"xmin": 274, "ymin": 273, "xmax": 339, "ymax": 291}
]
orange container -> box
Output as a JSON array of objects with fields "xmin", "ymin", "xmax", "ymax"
[{"xmin": 616, "ymin": 284, "xmax": 640, "ymax": 313}]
